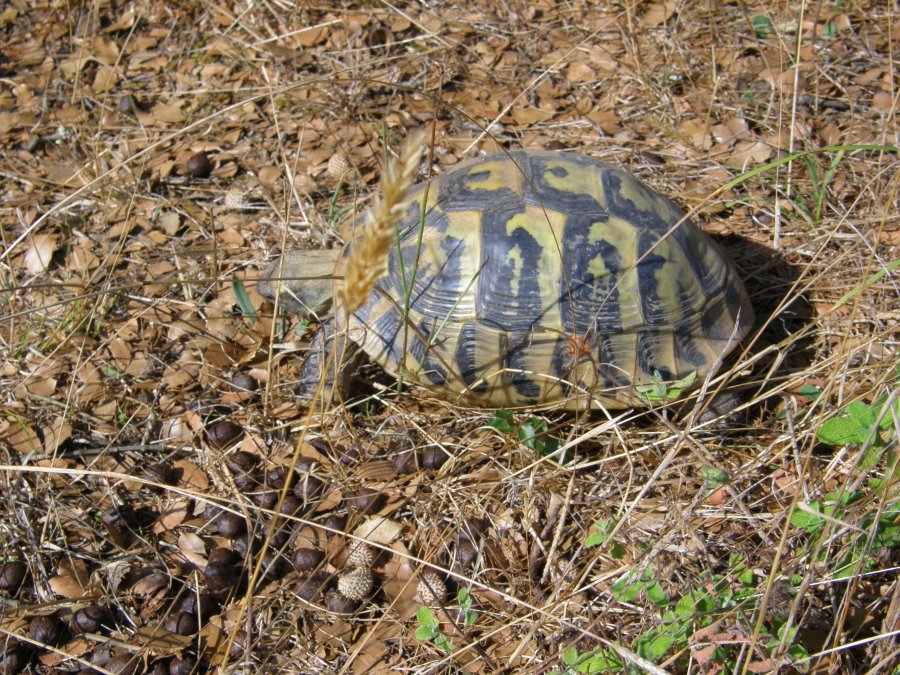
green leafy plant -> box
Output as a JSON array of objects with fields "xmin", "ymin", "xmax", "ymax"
[
  {"xmin": 792, "ymin": 491, "xmax": 900, "ymax": 579},
  {"xmin": 818, "ymin": 395, "xmax": 897, "ymax": 449},
  {"xmin": 701, "ymin": 465, "xmax": 730, "ymax": 492},
  {"xmin": 791, "ymin": 382, "xmax": 900, "ymax": 579},
  {"xmin": 584, "ymin": 519, "xmax": 626, "ymax": 559},
  {"xmin": 415, "ymin": 606, "xmax": 452, "ymax": 652},
  {"xmin": 635, "ymin": 370, "xmax": 697, "ymax": 405},
  {"xmin": 751, "ymin": 14, "xmax": 775, "ymax": 38},
  {"xmin": 555, "ymin": 645, "xmax": 623, "ymax": 674},
  {"xmin": 325, "ymin": 177, "xmax": 354, "ymax": 232},
  {"xmin": 609, "ymin": 566, "xmax": 668, "ymax": 607},
  {"xmin": 800, "ymin": 149, "xmax": 845, "ymax": 223},
  {"xmin": 572, "ymin": 554, "xmax": 811, "ymax": 671},
  {"xmin": 231, "ymin": 275, "xmax": 258, "ymax": 324},
  {"xmin": 457, "ymin": 588, "xmax": 478, "ymax": 628},
  {"xmin": 487, "ymin": 410, "xmax": 562, "ymax": 458}
]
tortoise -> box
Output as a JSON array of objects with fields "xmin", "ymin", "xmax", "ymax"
[{"xmin": 258, "ymin": 150, "xmax": 753, "ymax": 410}]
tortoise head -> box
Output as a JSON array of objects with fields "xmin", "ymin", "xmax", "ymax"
[{"xmin": 258, "ymin": 249, "xmax": 340, "ymax": 319}]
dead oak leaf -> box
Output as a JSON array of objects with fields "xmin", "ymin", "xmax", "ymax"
[
  {"xmin": 643, "ymin": 1, "xmax": 677, "ymax": 26},
  {"xmin": 49, "ymin": 558, "xmax": 91, "ymax": 599},
  {"xmin": 23, "ymin": 234, "xmax": 57, "ymax": 274}
]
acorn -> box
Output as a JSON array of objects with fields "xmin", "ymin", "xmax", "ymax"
[
  {"xmin": 162, "ymin": 610, "xmax": 198, "ymax": 636},
  {"xmin": 260, "ymin": 552, "xmax": 288, "ymax": 581},
  {"xmin": 229, "ymin": 630, "xmax": 247, "ymax": 658},
  {"xmin": 208, "ymin": 420, "xmax": 243, "ymax": 450},
  {"xmin": 72, "ymin": 605, "xmax": 111, "ymax": 633},
  {"xmin": 186, "ymin": 152, "xmax": 212, "ymax": 179},
  {"xmin": 416, "ymin": 571, "xmax": 447, "ymax": 606},
  {"xmin": 251, "ymin": 489, "xmax": 278, "ymax": 510},
  {"xmin": 225, "ymin": 450, "xmax": 257, "ymax": 491},
  {"xmin": 267, "ymin": 465, "xmax": 292, "ymax": 490},
  {"xmin": 279, "ymin": 495, "xmax": 302, "ymax": 516},
  {"xmin": 204, "ymin": 565, "xmax": 235, "ymax": 597},
  {"xmin": 325, "ymin": 588, "xmax": 360, "ymax": 613},
  {"xmin": 296, "ymin": 456, "xmax": 318, "ymax": 472},
  {"xmin": 226, "ymin": 450, "xmax": 257, "ymax": 472},
  {"xmin": 337, "ymin": 567, "xmax": 373, "ymax": 602},
  {"xmin": 118, "ymin": 94, "xmax": 141, "ymax": 114},
  {"xmin": 143, "ymin": 461, "xmax": 176, "ymax": 486},
  {"xmin": 460, "ymin": 517, "xmax": 489, "ymax": 541},
  {"xmin": 29, "ymin": 614, "xmax": 64, "ymax": 646},
  {"xmin": 105, "ymin": 653, "xmax": 141, "ymax": 674},
  {"xmin": 293, "ymin": 473, "xmax": 325, "ymax": 501},
  {"xmin": 457, "ymin": 539, "xmax": 478, "ymax": 567},
  {"xmin": 322, "ymin": 513, "xmax": 347, "ymax": 536},
  {"xmin": 215, "ymin": 512, "xmax": 247, "ymax": 538},
  {"xmin": 423, "ymin": 446, "xmax": 450, "ymax": 470},
  {"xmin": 230, "ymin": 536, "xmax": 257, "ymax": 560},
  {"xmin": 292, "ymin": 548, "xmax": 325, "ymax": 573},
  {"xmin": 0, "ymin": 641, "xmax": 28, "ymax": 674},
  {"xmin": 392, "ymin": 450, "xmax": 419, "ymax": 474},
  {"xmin": 0, "ymin": 561, "xmax": 26, "ymax": 594},
  {"xmin": 177, "ymin": 592, "xmax": 219, "ymax": 618},
  {"xmin": 297, "ymin": 571, "xmax": 332, "ymax": 602},
  {"xmin": 352, "ymin": 487, "xmax": 386, "ymax": 515},
  {"xmin": 146, "ymin": 659, "xmax": 170, "ymax": 675},
  {"xmin": 231, "ymin": 372, "xmax": 257, "ymax": 394},
  {"xmin": 207, "ymin": 546, "xmax": 239, "ymax": 567},
  {"xmin": 168, "ymin": 657, "xmax": 196, "ymax": 675}
]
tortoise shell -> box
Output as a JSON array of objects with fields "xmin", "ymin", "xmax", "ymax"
[{"xmin": 330, "ymin": 151, "xmax": 753, "ymax": 409}]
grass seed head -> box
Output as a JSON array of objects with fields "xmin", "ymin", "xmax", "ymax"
[{"xmin": 338, "ymin": 130, "xmax": 426, "ymax": 315}]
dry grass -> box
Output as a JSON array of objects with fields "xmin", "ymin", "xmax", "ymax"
[{"xmin": 0, "ymin": 1, "xmax": 898, "ymax": 674}]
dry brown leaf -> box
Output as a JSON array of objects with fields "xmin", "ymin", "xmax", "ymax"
[
  {"xmin": 104, "ymin": 9, "xmax": 136, "ymax": 32},
  {"xmin": 566, "ymin": 62, "xmax": 595, "ymax": 83},
  {"xmin": 353, "ymin": 517, "xmax": 404, "ymax": 546},
  {"xmin": 723, "ymin": 141, "xmax": 773, "ymax": 168},
  {"xmin": 0, "ymin": 110, "xmax": 37, "ymax": 133},
  {"xmin": 154, "ymin": 500, "xmax": 192, "ymax": 534},
  {"xmin": 68, "ymin": 243, "xmax": 100, "ymax": 273},
  {"xmin": 24, "ymin": 234, "xmax": 57, "ymax": 275},
  {"xmin": 49, "ymin": 558, "xmax": 91, "ymax": 599},
  {"xmin": 93, "ymin": 64, "xmax": 119, "ymax": 93},
  {"xmin": 92, "ymin": 36, "xmax": 120, "ymax": 64},
  {"xmin": 152, "ymin": 102, "xmax": 186, "ymax": 124},
  {"xmin": 678, "ymin": 119, "xmax": 712, "ymax": 150},
  {"xmin": 510, "ymin": 107, "xmax": 554, "ymax": 126},
  {"xmin": 42, "ymin": 416, "xmax": 72, "ymax": 453},
  {"xmin": 0, "ymin": 419, "xmax": 42, "ymax": 454},
  {"xmin": 174, "ymin": 458, "xmax": 209, "ymax": 490},
  {"xmin": 872, "ymin": 90, "xmax": 894, "ymax": 112},
  {"xmin": 643, "ymin": 0, "xmax": 677, "ymax": 26}
]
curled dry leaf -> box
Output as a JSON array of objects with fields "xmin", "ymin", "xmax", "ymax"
[
  {"xmin": 48, "ymin": 558, "xmax": 90, "ymax": 599},
  {"xmin": 353, "ymin": 517, "xmax": 404, "ymax": 547},
  {"xmin": 177, "ymin": 532, "xmax": 208, "ymax": 569},
  {"xmin": 24, "ymin": 233, "xmax": 57, "ymax": 274}
]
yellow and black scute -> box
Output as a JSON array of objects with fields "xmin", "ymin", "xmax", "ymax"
[{"xmin": 336, "ymin": 151, "xmax": 753, "ymax": 409}]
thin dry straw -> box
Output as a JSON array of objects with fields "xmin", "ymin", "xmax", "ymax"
[{"xmin": 339, "ymin": 130, "xmax": 426, "ymax": 315}]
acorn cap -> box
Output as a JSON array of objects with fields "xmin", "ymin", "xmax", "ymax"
[
  {"xmin": 417, "ymin": 571, "xmax": 447, "ymax": 607},
  {"xmin": 337, "ymin": 567, "xmax": 373, "ymax": 602},
  {"xmin": 327, "ymin": 152, "xmax": 351, "ymax": 180},
  {"xmin": 346, "ymin": 541, "xmax": 375, "ymax": 569}
]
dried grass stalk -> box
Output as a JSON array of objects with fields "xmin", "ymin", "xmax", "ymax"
[{"xmin": 339, "ymin": 130, "xmax": 426, "ymax": 315}]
